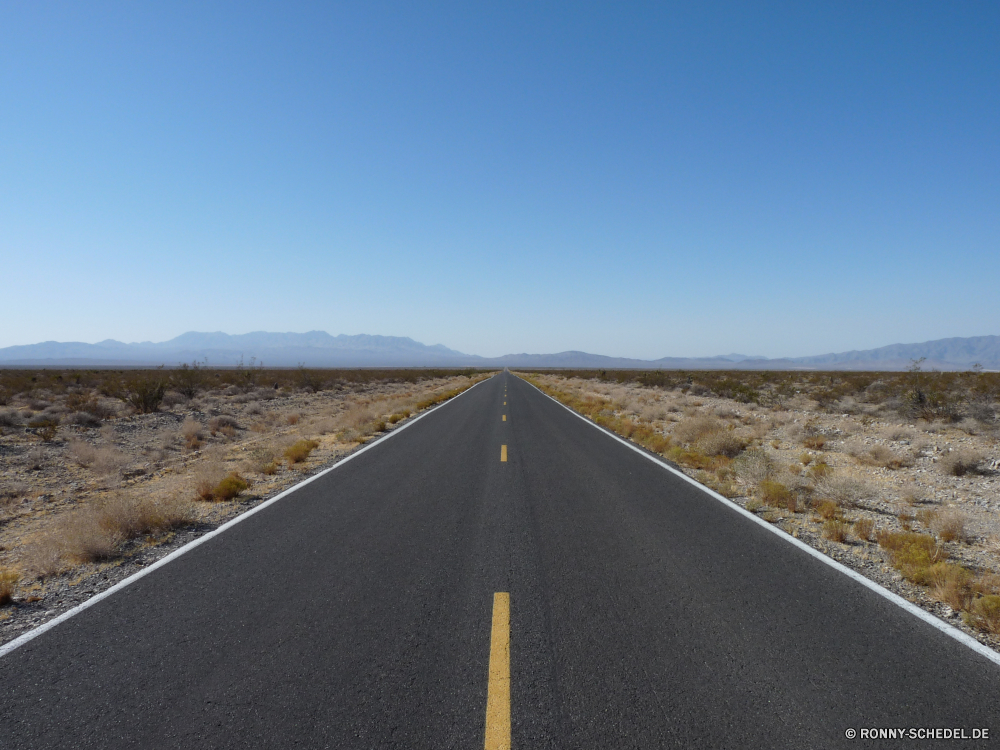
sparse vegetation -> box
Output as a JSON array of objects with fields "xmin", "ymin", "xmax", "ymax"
[
  {"xmin": 0, "ymin": 568, "xmax": 19, "ymax": 605},
  {"xmin": 285, "ymin": 439, "xmax": 320, "ymax": 464}
]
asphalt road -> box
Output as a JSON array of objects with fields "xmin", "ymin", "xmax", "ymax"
[{"xmin": 2, "ymin": 371, "xmax": 999, "ymax": 748}]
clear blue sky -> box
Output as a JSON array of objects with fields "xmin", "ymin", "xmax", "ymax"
[{"xmin": 2, "ymin": 2, "xmax": 997, "ymax": 359}]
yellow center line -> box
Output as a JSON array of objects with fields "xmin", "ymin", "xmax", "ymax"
[
  {"xmin": 502, "ymin": 415, "xmax": 506, "ymax": 421},
  {"xmin": 500, "ymin": 445, "xmax": 507, "ymax": 462},
  {"xmin": 485, "ymin": 592, "xmax": 511, "ymax": 750}
]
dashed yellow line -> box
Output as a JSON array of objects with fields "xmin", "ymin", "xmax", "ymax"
[
  {"xmin": 502, "ymin": 415, "xmax": 506, "ymax": 422},
  {"xmin": 484, "ymin": 593, "xmax": 511, "ymax": 750},
  {"xmin": 501, "ymin": 445, "xmax": 507, "ymax": 462}
]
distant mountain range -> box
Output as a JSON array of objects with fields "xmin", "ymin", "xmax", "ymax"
[{"xmin": 0, "ymin": 331, "xmax": 997, "ymax": 371}]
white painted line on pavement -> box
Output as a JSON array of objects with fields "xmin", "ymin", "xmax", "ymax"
[
  {"xmin": 0, "ymin": 374, "xmax": 495, "ymax": 659},
  {"xmin": 519, "ymin": 376, "xmax": 1000, "ymax": 669}
]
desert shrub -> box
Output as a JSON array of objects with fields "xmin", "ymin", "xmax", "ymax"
[
  {"xmin": 194, "ymin": 461, "xmax": 228, "ymax": 501},
  {"xmin": 0, "ymin": 409, "xmax": 21, "ymax": 427},
  {"xmin": 69, "ymin": 440, "xmax": 99, "ymax": 467},
  {"xmin": 853, "ymin": 518, "xmax": 875, "ymax": 542},
  {"xmin": 181, "ymin": 418, "xmax": 204, "ymax": 450},
  {"xmin": 286, "ymin": 413, "xmax": 301, "ymax": 425},
  {"xmin": 245, "ymin": 443, "xmax": 280, "ymax": 475},
  {"xmin": 803, "ymin": 435, "xmax": 826, "ymax": 450},
  {"xmin": 822, "ymin": 520, "xmax": 850, "ymax": 542},
  {"xmin": 814, "ymin": 499, "xmax": 841, "ymax": 520},
  {"xmin": 208, "ymin": 415, "xmax": 240, "ymax": 435},
  {"xmin": 758, "ymin": 479, "xmax": 792, "ymax": 508},
  {"xmin": 732, "ymin": 448, "xmax": 776, "ymax": 484},
  {"xmin": 285, "ymin": 439, "xmax": 319, "ymax": 464},
  {"xmin": 54, "ymin": 509, "xmax": 118, "ymax": 563},
  {"xmin": 0, "ymin": 568, "xmax": 19, "ymax": 605},
  {"xmin": 931, "ymin": 508, "xmax": 968, "ymax": 543},
  {"xmin": 672, "ymin": 416, "xmax": 723, "ymax": 445},
  {"xmin": 966, "ymin": 595, "xmax": 1000, "ymax": 635},
  {"xmin": 876, "ymin": 530, "xmax": 946, "ymax": 584},
  {"xmin": 93, "ymin": 446, "xmax": 130, "ymax": 476},
  {"xmin": 863, "ymin": 445, "xmax": 913, "ymax": 469},
  {"xmin": 118, "ymin": 372, "xmax": 168, "ymax": 414},
  {"xmin": 816, "ymin": 475, "xmax": 876, "ymax": 507},
  {"xmin": 171, "ymin": 361, "xmax": 205, "ymax": 398},
  {"xmin": 98, "ymin": 493, "xmax": 192, "ymax": 537},
  {"xmin": 929, "ymin": 562, "xmax": 973, "ymax": 610},
  {"xmin": 67, "ymin": 410, "xmax": 102, "ymax": 427},
  {"xmin": 807, "ymin": 461, "xmax": 832, "ymax": 479},
  {"xmin": 940, "ymin": 450, "xmax": 983, "ymax": 477},
  {"xmin": 208, "ymin": 473, "xmax": 249, "ymax": 501},
  {"xmin": 24, "ymin": 447, "xmax": 46, "ymax": 470},
  {"xmin": 696, "ymin": 429, "xmax": 746, "ymax": 458}
]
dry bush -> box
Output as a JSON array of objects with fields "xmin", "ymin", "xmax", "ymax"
[
  {"xmin": 803, "ymin": 435, "xmax": 826, "ymax": 450},
  {"xmin": 200, "ymin": 473, "xmax": 249, "ymax": 502},
  {"xmin": 815, "ymin": 475, "xmax": 875, "ymax": 507},
  {"xmin": 286, "ymin": 413, "xmax": 301, "ymax": 426},
  {"xmin": 99, "ymin": 492, "xmax": 192, "ymax": 538},
  {"xmin": 52, "ymin": 509, "xmax": 118, "ymax": 564},
  {"xmin": 966, "ymin": 595, "xmax": 1000, "ymax": 635},
  {"xmin": 822, "ymin": 520, "xmax": 850, "ymax": 542},
  {"xmin": 181, "ymin": 418, "xmax": 204, "ymax": 450},
  {"xmin": 0, "ymin": 409, "xmax": 21, "ymax": 427},
  {"xmin": 93, "ymin": 446, "xmax": 130, "ymax": 476},
  {"xmin": 901, "ymin": 483, "xmax": 927, "ymax": 506},
  {"xmin": 814, "ymin": 499, "xmax": 841, "ymax": 520},
  {"xmin": 732, "ymin": 448, "xmax": 776, "ymax": 484},
  {"xmin": 285, "ymin": 439, "xmax": 319, "ymax": 464},
  {"xmin": 957, "ymin": 418, "xmax": 982, "ymax": 436},
  {"xmin": 853, "ymin": 518, "xmax": 875, "ymax": 542},
  {"xmin": 931, "ymin": 508, "xmax": 968, "ymax": 543},
  {"xmin": 876, "ymin": 530, "xmax": 947, "ymax": 585},
  {"xmin": 940, "ymin": 450, "xmax": 983, "ymax": 477},
  {"xmin": 208, "ymin": 415, "xmax": 240, "ymax": 435},
  {"xmin": 69, "ymin": 440, "xmax": 99, "ymax": 467},
  {"xmin": 24, "ymin": 448, "xmax": 45, "ymax": 471},
  {"xmin": 0, "ymin": 568, "xmax": 20, "ymax": 605},
  {"xmin": 672, "ymin": 416, "xmax": 723, "ymax": 445},
  {"xmin": 862, "ymin": 445, "xmax": 913, "ymax": 470},
  {"xmin": 193, "ymin": 460, "xmax": 228, "ymax": 501},
  {"xmin": 695, "ymin": 429, "xmax": 746, "ymax": 458},
  {"xmin": 929, "ymin": 563, "xmax": 973, "ymax": 610},
  {"xmin": 245, "ymin": 443, "xmax": 280, "ymax": 475},
  {"xmin": 758, "ymin": 479, "xmax": 794, "ymax": 510}
]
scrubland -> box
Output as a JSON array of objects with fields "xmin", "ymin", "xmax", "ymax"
[
  {"xmin": 519, "ymin": 368, "xmax": 1000, "ymax": 648},
  {"xmin": 0, "ymin": 366, "xmax": 489, "ymax": 644}
]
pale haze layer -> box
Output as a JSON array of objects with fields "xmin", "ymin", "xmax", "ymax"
[{"xmin": 1, "ymin": 3, "xmax": 997, "ymax": 359}]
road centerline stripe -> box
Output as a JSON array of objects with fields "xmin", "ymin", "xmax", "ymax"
[
  {"xmin": 484, "ymin": 592, "xmax": 511, "ymax": 750},
  {"xmin": 500, "ymin": 445, "xmax": 507, "ymax": 462}
]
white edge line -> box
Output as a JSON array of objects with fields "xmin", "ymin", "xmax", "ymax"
[
  {"xmin": 517, "ymin": 375, "xmax": 1000, "ymax": 669},
  {"xmin": 0, "ymin": 374, "xmax": 495, "ymax": 659}
]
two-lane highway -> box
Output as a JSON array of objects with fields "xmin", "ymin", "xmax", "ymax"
[{"xmin": 2, "ymin": 371, "xmax": 999, "ymax": 748}]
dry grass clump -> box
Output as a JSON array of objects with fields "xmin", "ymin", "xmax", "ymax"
[
  {"xmin": 245, "ymin": 443, "xmax": 281, "ymax": 475},
  {"xmin": 286, "ymin": 413, "xmax": 301, "ymax": 425},
  {"xmin": 861, "ymin": 444, "xmax": 914, "ymax": 469},
  {"xmin": 853, "ymin": 518, "xmax": 875, "ymax": 542},
  {"xmin": 285, "ymin": 439, "xmax": 319, "ymax": 464},
  {"xmin": 0, "ymin": 568, "xmax": 20, "ymax": 605},
  {"xmin": 917, "ymin": 508, "xmax": 969, "ymax": 543},
  {"xmin": 966, "ymin": 595, "xmax": 1000, "ymax": 634},
  {"xmin": 208, "ymin": 415, "xmax": 240, "ymax": 436},
  {"xmin": 929, "ymin": 562, "xmax": 974, "ymax": 611},
  {"xmin": 181, "ymin": 417, "xmax": 204, "ymax": 450},
  {"xmin": 672, "ymin": 415, "xmax": 724, "ymax": 445},
  {"xmin": 202, "ymin": 473, "xmax": 249, "ymax": 502},
  {"xmin": 27, "ymin": 493, "xmax": 193, "ymax": 571},
  {"xmin": 802, "ymin": 435, "xmax": 826, "ymax": 450},
  {"xmin": 876, "ymin": 530, "xmax": 947, "ymax": 585},
  {"xmin": 940, "ymin": 449, "xmax": 984, "ymax": 477},
  {"xmin": 732, "ymin": 448, "xmax": 776, "ymax": 484},
  {"xmin": 758, "ymin": 479, "xmax": 794, "ymax": 510},
  {"xmin": 815, "ymin": 474, "xmax": 876, "ymax": 508},
  {"xmin": 822, "ymin": 519, "xmax": 850, "ymax": 542},
  {"xmin": 695, "ymin": 429, "xmax": 746, "ymax": 458},
  {"xmin": 814, "ymin": 499, "xmax": 841, "ymax": 521},
  {"xmin": 68, "ymin": 440, "xmax": 129, "ymax": 475}
]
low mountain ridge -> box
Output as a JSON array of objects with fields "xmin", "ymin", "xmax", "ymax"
[{"xmin": 0, "ymin": 332, "xmax": 996, "ymax": 370}]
